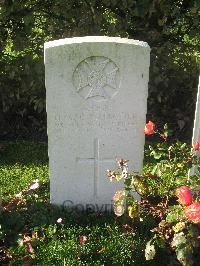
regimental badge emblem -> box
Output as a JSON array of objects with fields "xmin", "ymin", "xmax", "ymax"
[{"xmin": 73, "ymin": 56, "xmax": 120, "ymax": 101}]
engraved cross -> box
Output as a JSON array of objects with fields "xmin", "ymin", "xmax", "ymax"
[{"xmin": 76, "ymin": 138, "xmax": 115, "ymax": 197}]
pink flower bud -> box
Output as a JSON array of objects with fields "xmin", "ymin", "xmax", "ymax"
[
  {"xmin": 193, "ymin": 141, "xmax": 200, "ymax": 151},
  {"xmin": 26, "ymin": 243, "xmax": 34, "ymax": 254}
]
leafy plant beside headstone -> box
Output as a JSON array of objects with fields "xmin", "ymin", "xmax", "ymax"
[{"xmin": 109, "ymin": 121, "xmax": 200, "ymax": 265}]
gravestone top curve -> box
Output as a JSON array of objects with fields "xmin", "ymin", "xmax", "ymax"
[{"xmin": 44, "ymin": 36, "xmax": 150, "ymax": 50}]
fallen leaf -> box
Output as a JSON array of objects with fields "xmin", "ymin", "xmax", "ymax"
[
  {"xmin": 79, "ymin": 235, "xmax": 87, "ymax": 245},
  {"xmin": 22, "ymin": 255, "xmax": 32, "ymax": 266}
]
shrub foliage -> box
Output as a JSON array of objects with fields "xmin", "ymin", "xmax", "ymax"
[{"xmin": 0, "ymin": 0, "xmax": 199, "ymax": 138}]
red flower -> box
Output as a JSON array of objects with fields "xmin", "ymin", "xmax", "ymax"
[
  {"xmin": 144, "ymin": 121, "xmax": 155, "ymax": 135},
  {"xmin": 79, "ymin": 235, "xmax": 87, "ymax": 245},
  {"xmin": 193, "ymin": 141, "xmax": 200, "ymax": 151},
  {"xmin": 175, "ymin": 186, "xmax": 192, "ymax": 206},
  {"xmin": 184, "ymin": 202, "xmax": 200, "ymax": 224}
]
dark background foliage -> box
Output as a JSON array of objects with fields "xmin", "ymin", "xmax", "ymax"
[{"xmin": 0, "ymin": 0, "xmax": 199, "ymax": 140}]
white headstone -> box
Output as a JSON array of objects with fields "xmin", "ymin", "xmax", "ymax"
[
  {"xmin": 190, "ymin": 76, "xmax": 200, "ymax": 176},
  {"xmin": 45, "ymin": 36, "xmax": 150, "ymax": 211}
]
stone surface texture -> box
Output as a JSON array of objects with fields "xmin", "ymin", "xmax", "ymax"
[
  {"xmin": 45, "ymin": 36, "xmax": 150, "ymax": 209},
  {"xmin": 190, "ymin": 76, "xmax": 200, "ymax": 176}
]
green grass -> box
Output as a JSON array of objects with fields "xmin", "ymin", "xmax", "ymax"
[
  {"xmin": 0, "ymin": 141, "xmax": 172, "ymax": 265},
  {"xmin": 0, "ymin": 141, "xmax": 48, "ymax": 201}
]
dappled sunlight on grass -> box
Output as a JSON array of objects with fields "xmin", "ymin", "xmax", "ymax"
[
  {"xmin": 0, "ymin": 142, "xmax": 164, "ymax": 265},
  {"xmin": 0, "ymin": 141, "xmax": 49, "ymax": 201}
]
